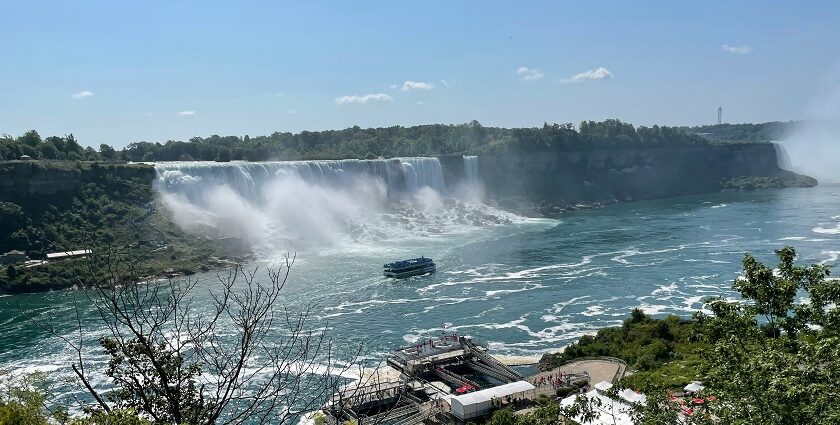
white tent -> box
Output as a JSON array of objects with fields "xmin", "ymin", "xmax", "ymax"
[
  {"xmin": 594, "ymin": 381, "xmax": 613, "ymax": 392},
  {"xmin": 561, "ymin": 391, "xmax": 635, "ymax": 425},
  {"xmin": 684, "ymin": 382, "xmax": 704, "ymax": 393},
  {"xmin": 448, "ymin": 381, "xmax": 535, "ymax": 420},
  {"xmin": 618, "ymin": 388, "xmax": 647, "ymax": 404}
]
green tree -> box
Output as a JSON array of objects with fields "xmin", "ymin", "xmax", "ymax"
[
  {"xmin": 698, "ymin": 247, "xmax": 839, "ymax": 425},
  {"xmin": 37, "ymin": 141, "xmax": 60, "ymax": 159},
  {"xmin": 18, "ymin": 130, "xmax": 42, "ymax": 147},
  {"xmin": 99, "ymin": 144, "xmax": 118, "ymax": 161},
  {"xmin": 0, "ymin": 374, "xmax": 50, "ymax": 425},
  {"xmin": 215, "ymin": 147, "xmax": 231, "ymax": 162},
  {"xmin": 559, "ymin": 247, "xmax": 838, "ymax": 425}
]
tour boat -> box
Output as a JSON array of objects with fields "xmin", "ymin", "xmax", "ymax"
[{"xmin": 383, "ymin": 257, "xmax": 436, "ymax": 278}]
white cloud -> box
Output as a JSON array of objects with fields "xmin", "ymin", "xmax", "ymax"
[
  {"xmin": 178, "ymin": 110, "xmax": 195, "ymax": 116},
  {"xmin": 516, "ymin": 66, "xmax": 544, "ymax": 81},
  {"xmin": 722, "ymin": 44, "xmax": 752, "ymax": 54},
  {"xmin": 286, "ymin": 109, "xmax": 296, "ymax": 114},
  {"xmin": 334, "ymin": 93, "xmax": 394, "ymax": 105},
  {"xmin": 399, "ymin": 81, "xmax": 435, "ymax": 91},
  {"xmin": 440, "ymin": 79, "xmax": 450, "ymax": 87},
  {"xmin": 72, "ymin": 90, "xmax": 94, "ymax": 99},
  {"xmin": 416, "ymin": 101, "xmax": 424, "ymax": 105},
  {"xmin": 562, "ymin": 67, "xmax": 613, "ymax": 83}
]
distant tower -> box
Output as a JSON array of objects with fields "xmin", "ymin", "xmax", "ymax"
[{"xmin": 717, "ymin": 106, "xmax": 722, "ymax": 125}]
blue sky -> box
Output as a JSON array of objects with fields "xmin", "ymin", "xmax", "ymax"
[{"xmin": 2, "ymin": 1, "xmax": 839, "ymax": 147}]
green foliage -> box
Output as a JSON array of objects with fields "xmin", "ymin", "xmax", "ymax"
[
  {"xmin": 0, "ymin": 374, "xmax": 50, "ymax": 425},
  {"xmin": 0, "ymin": 131, "xmax": 106, "ymax": 161},
  {"xmin": 3, "ymin": 120, "xmax": 707, "ymax": 164},
  {"xmin": 559, "ymin": 247, "xmax": 840, "ymax": 424},
  {"xmin": 698, "ymin": 246, "xmax": 840, "ymax": 425},
  {"xmin": 684, "ymin": 121, "xmax": 795, "ymax": 142},
  {"xmin": 0, "ymin": 162, "xmax": 220, "ymax": 293},
  {"xmin": 540, "ymin": 309, "xmax": 707, "ymax": 388},
  {"xmin": 0, "ymin": 373, "xmax": 151, "ymax": 424},
  {"xmin": 68, "ymin": 410, "xmax": 152, "ymax": 425},
  {"xmin": 479, "ymin": 405, "xmax": 569, "ymax": 425},
  {"xmin": 100, "ymin": 336, "xmax": 204, "ymax": 424},
  {"xmin": 115, "ymin": 120, "xmax": 707, "ymax": 162}
]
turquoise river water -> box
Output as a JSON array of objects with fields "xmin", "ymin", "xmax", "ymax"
[{"xmin": 2, "ymin": 181, "xmax": 840, "ymax": 415}]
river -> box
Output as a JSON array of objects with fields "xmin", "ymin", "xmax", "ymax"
[{"xmin": 1, "ymin": 159, "xmax": 839, "ymax": 415}]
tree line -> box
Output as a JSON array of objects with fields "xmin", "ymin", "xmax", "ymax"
[
  {"xmin": 682, "ymin": 121, "xmax": 797, "ymax": 142},
  {"xmin": 2, "ymin": 120, "xmax": 709, "ymax": 163}
]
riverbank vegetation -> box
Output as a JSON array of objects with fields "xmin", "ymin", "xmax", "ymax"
[
  {"xmin": 0, "ymin": 161, "xmax": 225, "ymax": 294},
  {"xmin": 720, "ymin": 173, "xmax": 817, "ymax": 190},
  {"xmin": 539, "ymin": 310, "xmax": 708, "ymax": 389}
]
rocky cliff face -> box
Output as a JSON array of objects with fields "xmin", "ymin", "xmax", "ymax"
[
  {"xmin": 466, "ymin": 143, "xmax": 815, "ymax": 215},
  {"xmin": 0, "ymin": 161, "xmax": 156, "ymax": 201}
]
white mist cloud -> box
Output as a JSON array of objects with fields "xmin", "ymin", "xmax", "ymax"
[
  {"xmin": 562, "ymin": 67, "xmax": 612, "ymax": 83},
  {"xmin": 722, "ymin": 44, "xmax": 752, "ymax": 54},
  {"xmin": 72, "ymin": 90, "xmax": 94, "ymax": 99},
  {"xmin": 399, "ymin": 81, "xmax": 435, "ymax": 91},
  {"xmin": 440, "ymin": 79, "xmax": 450, "ymax": 87},
  {"xmin": 334, "ymin": 93, "xmax": 394, "ymax": 105},
  {"xmin": 155, "ymin": 161, "xmax": 514, "ymax": 253},
  {"xmin": 780, "ymin": 64, "xmax": 840, "ymax": 182},
  {"xmin": 516, "ymin": 66, "xmax": 544, "ymax": 81},
  {"xmin": 178, "ymin": 110, "xmax": 195, "ymax": 116}
]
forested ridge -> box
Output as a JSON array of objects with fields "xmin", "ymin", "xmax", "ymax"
[
  {"xmin": 682, "ymin": 121, "xmax": 797, "ymax": 142},
  {"xmin": 3, "ymin": 120, "xmax": 709, "ymax": 163}
]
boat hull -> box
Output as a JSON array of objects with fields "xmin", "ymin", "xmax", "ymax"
[{"xmin": 383, "ymin": 264, "xmax": 436, "ymax": 278}]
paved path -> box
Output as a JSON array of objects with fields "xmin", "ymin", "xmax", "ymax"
[
  {"xmin": 526, "ymin": 358, "xmax": 626, "ymax": 398},
  {"xmin": 556, "ymin": 358, "xmax": 625, "ymax": 384}
]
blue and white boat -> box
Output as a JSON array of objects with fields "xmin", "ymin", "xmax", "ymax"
[{"xmin": 383, "ymin": 257, "xmax": 436, "ymax": 278}]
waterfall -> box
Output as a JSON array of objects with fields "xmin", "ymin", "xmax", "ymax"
[
  {"xmin": 155, "ymin": 157, "xmax": 447, "ymax": 203},
  {"xmin": 463, "ymin": 156, "xmax": 479, "ymax": 184},
  {"xmin": 152, "ymin": 157, "xmax": 513, "ymax": 251},
  {"xmin": 398, "ymin": 157, "xmax": 446, "ymax": 193},
  {"xmin": 772, "ymin": 142, "xmax": 793, "ymax": 170}
]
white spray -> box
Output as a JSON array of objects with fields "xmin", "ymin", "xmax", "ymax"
[{"xmin": 782, "ymin": 64, "xmax": 840, "ymax": 183}]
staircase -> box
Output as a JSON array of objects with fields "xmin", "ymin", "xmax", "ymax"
[
  {"xmin": 464, "ymin": 342, "xmax": 523, "ymax": 382},
  {"xmin": 432, "ymin": 366, "xmax": 479, "ymax": 389}
]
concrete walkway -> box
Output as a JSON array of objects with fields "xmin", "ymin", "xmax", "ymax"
[
  {"xmin": 555, "ymin": 358, "xmax": 626, "ymax": 384},
  {"xmin": 526, "ymin": 357, "xmax": 627, "ymax": 398}
]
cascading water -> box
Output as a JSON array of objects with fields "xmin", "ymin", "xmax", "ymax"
[
  {"xmin": 464, "ymin": 156, "xmax": 479, "ymax": 185},
  {"xmin": 154, "ymin": 157, "xmax": 516, "ymax": 253},
  {"xmin": 772, "ymin": 142, "xmax": 793, "ymax": 170}
]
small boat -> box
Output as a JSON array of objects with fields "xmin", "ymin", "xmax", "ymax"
[{"xmin": 383, "ymin": 257, "xmax": 436, "ymax": 278}]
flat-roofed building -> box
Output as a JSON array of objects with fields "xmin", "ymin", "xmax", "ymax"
[
  {"xmin": 46, "ymin": 249, "xmax": 92, "ymax": 261},
  {"xmin": 446, "ymin": 381, "xmax": 536, "ymax": 421},
  {"xmin": 0, "ymin": 250, "xmax": 28, "ymax": 265}
]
